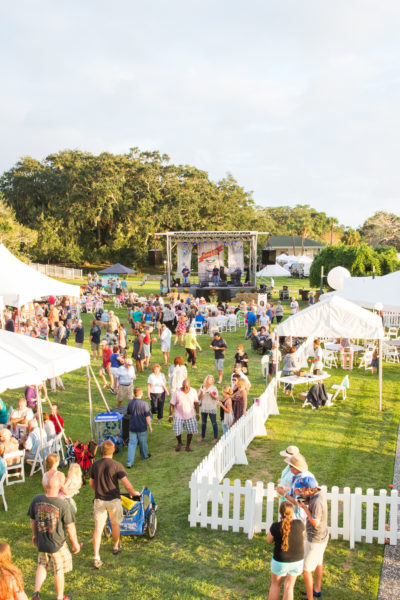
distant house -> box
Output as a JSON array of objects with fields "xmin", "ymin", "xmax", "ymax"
[{"xmin": 268, "ymin": 236, "xmax": 325, "ymax": 258}]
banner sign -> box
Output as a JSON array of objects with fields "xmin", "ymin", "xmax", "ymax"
[
  {"xmin": 177, "ymin": 242, "xmax": 192, "ymax": 275},
  {"xmin": 198, "ymin": 241, "xmax": 224, "ymax": 281},
  {"xmin": 228, "ymin": 241, "xmax": 244, "ymax": 274}
]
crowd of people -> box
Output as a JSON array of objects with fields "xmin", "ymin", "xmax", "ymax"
[{"xmin": 0, "ymin": 286, "xmax": 338, "ymax": 600}]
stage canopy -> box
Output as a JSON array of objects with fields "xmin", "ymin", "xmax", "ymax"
[
  {"xmin": 0, "ymin": 244, "xmax": 80, "ymax": 308},
  {"xmin": 275, "ymin": 295, "xmax": 384, "ymax": 339},
  {"xmin": 323, "ymin": 270, "xmax": 400, "ymax": 312},
  {"xmin": 257, "ymin": 264, "xmax": 291, "ymax": 277},
  {"xmin": 0, "ymin": 330, "xmax": 90, "ymax": 393},
  {"xmin": 98, "ymin": 263, "xmax": 136, "ymax": 275}
]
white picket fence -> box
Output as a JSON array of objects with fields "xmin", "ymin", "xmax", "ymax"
[
  {"xmin": 28, "ymin": 263, "xmax": 83, "ymax": 280},
  {"xmin": 383, "ymin": 311, "xmax": 400, "ymax": 328},
  {"xmin": 189, "ymin": 477, "xmax": 400, "ymax": 547},
  {"xmin": 188, "ymin": 337, "xmax": 400, "ymax": 547}
]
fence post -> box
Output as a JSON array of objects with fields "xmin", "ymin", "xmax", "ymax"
[
  {"xmin": 350, "ymin": 491, "xmax": 356, "ymax": 549},
  {"xmin": 188, "ymin": 475, "xmax": 199, "ymax": 527},
  {"xmin": 377, "ymin": 489, "xmax": 388, "ymax": 544},
  {"xmin": 232, "ymin": 479, "xmax": 242, "ymax": 533},
  {"xmin": 244, "ymin": 480, "xmax": 255, "ymax": 537},
  {"xmin": 221, "ymin": 478, "xmax": 231, "ymax": 531},
  {"xmin": 210, "ymin": 477, "xmax": 220, "ymax": 530},
  {"xmin": 342, "ymin": 487, "xmax": 351, "ymax": 541},
  {"xmin": 329, "ymin": 486, "xmax": 339, "ymax": 539},
  {"xmin": 252, "ymin": 481, "xmax": 265, "ymax": 535},
  {"xmin": 354, "ymin": 487, "xmax": 363, "ymax": 543},
  {"xmin": 365, "ymin": 488, "xmax": 374, "ymax": 543},
  {"xmin": 388, "ymin": 489, "xmax": 398, "ymax": 545}
]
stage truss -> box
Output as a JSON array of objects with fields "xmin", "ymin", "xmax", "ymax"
[{"xmin": 155, "ymin": 230, "xmax": 268, "ymax": 291}]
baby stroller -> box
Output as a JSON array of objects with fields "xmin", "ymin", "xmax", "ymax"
[
  {"xmin": 104, "ymin": 488, "xmax": 158, "ymax": 539},
  {"xmin": 65, "ymin": 439, "xmax": 98, "ymax": 482}
]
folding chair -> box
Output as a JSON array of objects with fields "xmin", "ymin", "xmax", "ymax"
[
  {"xmin": 52, "ymin": 433, "xmax": 65, "ymax": 462},
  {"xmin": 358, "ymin": 351, "xmax": 373, "ymax": 371},
  {"xmin": 323, "ymin": 349, "xmax": 338, "ymax": 369},
  {"xmin": 328, "ymin": 375, "xmax": 349, "ymax": 403},
  {"xmin": 194, "ymin": 321, "xmax": 203, "ymax": 335},
  {"xmin": 236, "ymin": 312, "xmax": 245, "ymax": 328},
  {"xmin": 0, "ymin": 473, "xmax": 7, "ymax": 511},
  {"xmin": 261, "ymin": 354, "xmax": 269, "ymax": 378},
  {"xmin": 113, "ymin": 297, "xmax": 122, "ymax": 309},
  {"xmin": 26, "ymin": 441, "xmax": 53, "ymax": 477},
  {"xmin": 227, "ymin": 316, "xmax": 237, "ymax": 332},
  {"xmin": 387, "ymin": 327, "xmax": 399, "ymax": 339},
  {"xmin": 4, "ymin": 450, "xmax": 25, "ymax": 486},
  {"xmin": 385, "ymin": 346, "xmax": 399, "ymax": 364}
]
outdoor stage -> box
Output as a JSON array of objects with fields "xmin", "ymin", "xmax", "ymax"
[{"xmin": 155, "ymin": 230, "xmax": 268, "ymax": 299}]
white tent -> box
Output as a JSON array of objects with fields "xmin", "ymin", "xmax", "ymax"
[
  {"xmin": 0, "ymin": 244, "xmax": 80, "ymax": 308},
  {"xmin": 276, "ymin": 253, "xmax": 289, "ymax": 262},
  {"xmin": 275, "ymin": 295, "xmax": 385, "ymax": 409},
  {"xmin": 327, "ymin": 270, "xmax": 400, "ymax": 312},
  {"xmin": 295, "ymin": 255, "xmax": 313, "ymax": 264},
  {"xmin": 0, "ymin": 329, "xmax": 90, "ymax": 393},
  {"xmin": 257, "ymin": 264, "xmax": 291, "ymax": 277}
]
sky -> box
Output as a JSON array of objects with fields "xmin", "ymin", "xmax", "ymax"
[{"xmin": 1, "ymin": 0, "xmax": 400, "ymax": 228}]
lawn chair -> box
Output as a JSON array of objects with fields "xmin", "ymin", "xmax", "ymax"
[
  {"xmin": 261, "ymin": 354, "xmax": 269, "ymax": 378},
  {"xmin": 323, "ymin": 349, "xmax": 338, "ymax": 369},
  {"xmin": 358, "ymin": 350, "xmax": 373, "ymax": 371},
  {"xmin": 4, "ymin": 450, "xmax": 25, "ymax": 486},
  {"xmin": 0, "ymin": 473, "xmax": 7, "ymax": 511},
  {"xmin": 387, "ymin": 327, "xmax": 399, "ymax": 339},
  {"xmin": 52, "ymin": 432, "xmax": 65, "ymax": 463},
  {"xmin": 194, "ymin": 320, "xmax": 203, "ymax": 335},
  {"xmin": 328, "ymin": 375, "xmax": 349, "ymax": 403},
  {"xmin": 227, "ymin": 315, "xmax": 237, "ymax": 332},
  {"xmin": 26, "ymin": 441, "xmax": 53, "ymax": 477},
  {"xmin": 114, "ymin": 297, "xmax": 122, "ymax": 309},
  {"xmin": 236, "ymin": 311, "xmax": 246, "ymax": 328},
  {"xmin": 384, "ymin": 345, "xmax": 399, "ymax": 364}
]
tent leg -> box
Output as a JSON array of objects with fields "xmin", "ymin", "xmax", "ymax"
[
  {"xmin": 87, "ymin": 367, "xmax": 95, "ymax": 438},
  {"xmin": 89, "ymin": 366, "xmax": 111, "ymax": 412},
  {"xmin": 379, "ymin": 339, "xmax": 383, "ymax": 411}
]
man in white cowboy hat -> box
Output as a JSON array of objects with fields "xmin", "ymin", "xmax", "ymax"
[
  {"xmin": 276, "ymin": 445, "xmax": 300, "ymax": 505},
  {"xmin": 276, "ymin": 453, "xmax": 315, "ymax": 521}
]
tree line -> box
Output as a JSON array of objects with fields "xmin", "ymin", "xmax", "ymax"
[{"xmin": 0, "ymin": 148, "xmax": 399, "ymax": 266}]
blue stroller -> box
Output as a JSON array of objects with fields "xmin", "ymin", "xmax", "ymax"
[{"xmin": 104, "ymin": 488, "xmax": 158, "ymax": 539}]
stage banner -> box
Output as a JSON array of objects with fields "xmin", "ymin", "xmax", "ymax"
[
  {"xmin": 228, "ymin": 241, "xmax": 244, "ymax": 274},
  {"xmin": 198, "ymin": 241, "xmax": 224, "ymax": 281},
  {"xmin": 176, "ymin": 242, "xmax": 192, "ymax": 275}
]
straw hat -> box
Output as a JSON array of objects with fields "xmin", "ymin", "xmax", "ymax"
[
  {"xmin": 279, "ymin": 445, "xmax": 300, "ymax": 458},
  {"xmin": 0, "ymin": 428, "xmax": 12, "ymax": 441},
  {"xmin": 284, "ymin": 453, "xmax": 308, "ymax": 472}
]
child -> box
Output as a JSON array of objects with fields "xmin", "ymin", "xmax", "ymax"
[
  {"xmin": 218, "ymin": 386, "xmax": 234, "ymax": 434},
  {"xmin": 371, "ymin": 346, "xmax": 379, "ymax": 375},
  {"xmin": 60, "ymin": 463, "xmax": 83, "ymax": 514},
  {"xmin": 42, "ymin": 453, "xmax": 65, "ymax": 491}
]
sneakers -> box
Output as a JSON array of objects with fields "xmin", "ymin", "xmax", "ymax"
[
  {"xmin": 32, "ymin": 593, "xmax": 40, "ymax": 600},
  {"xmin": 112, "ymin": 545, "xmax": 122, "ymax": 555},
  {"xmin": 93, "ymin": 558, "xmax": 104, "ymax": 569}
]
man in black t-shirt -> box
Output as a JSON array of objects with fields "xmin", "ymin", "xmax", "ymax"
[
  {"xmin": 89, "ymin": 439, "xmax": 140, "ymax": 569},
  {"xmin": 28, "ymin": 475, "xmax": 80, "ymax": 600},
  {"xmin": 210, "ymin": 332, "xmax": 227, "ymax": 384}
]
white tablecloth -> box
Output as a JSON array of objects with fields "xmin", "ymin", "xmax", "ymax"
[{"xmin": 325, "ymin": 343, "xmax": 364, "ymax": 353}]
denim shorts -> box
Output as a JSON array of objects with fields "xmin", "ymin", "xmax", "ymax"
[{"xmin": 270, "ymin": 557, "xmax": 303, "ymax": 577}]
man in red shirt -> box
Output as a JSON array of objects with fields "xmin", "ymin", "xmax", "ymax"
[
  {"xmin": 49, "ymin": 404, "xmax": 64, "ymax": 435},
  {"xmin": 99, "ymin": 340, "xmax": 112, "ymax": 389}
]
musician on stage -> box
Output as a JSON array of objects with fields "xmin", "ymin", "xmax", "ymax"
[{"xmin": 182, "ymin": 266, "xmax": 191, "ymax": 285}]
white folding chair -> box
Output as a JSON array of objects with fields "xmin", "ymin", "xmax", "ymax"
[
  {"xmin": 26, "ymin": 441, "xmax": 53, "ymax": 477},
  {"xmin": 261, "ymin": 354, "xmax": 269, "ymax": 378},
  {"xmin": 358, "ymin": 351, "xmax": 373, "ymax": 371},
  {"xmin": 113, "ymin": 297, "xmax": 122, "ymax": 309},
  {"xmin": 86, "ymin": 299, "xmax": 93, "ymax": 313},
  {"xmin": 194, "ymin": 321, "xmax": 203, "ymax": 335},
  {"xmin": 385, "ymin": 346, "xmax": 399, "ymax": 364},
  {"xmin": 52, "ymin": 433, "xmax": 65, "ymax": 462},
  {"xmin": 323, "ymin": 349, "xmax": 338, "ymax": 369},
  {"xmin": 328, "ymin": 375, "xmax": 349, "ymax": 403},
  {"xmin": 227, "ymin": 316, "xmax": 237, "ymax": 332},
  {"xmin": 0, "ymin": 473, "xmax": 7, "ymax": 511},
  {"xmin": 218, "ymin": 319, "xmax": 227, "ymax": 333},
  {"xmin": 388, "ymin": 327, "xmax": 399, "ymax": 339},
  {"xmin": 4, "ymin": 450, "xmax": 25, "ymax": 486}
]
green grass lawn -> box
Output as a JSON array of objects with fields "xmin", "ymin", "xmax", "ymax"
[{"xmin": 0, "ymin": 291, "xmax": 398, "ymax": 599}]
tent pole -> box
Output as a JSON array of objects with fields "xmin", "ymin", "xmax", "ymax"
[
  {"xmin": 87, "ymin": 366, "xmax": 95, "ymax": 438},
  {"xmin": 89, "ymin": 365, "xmax": 111, "ymax": 412},
  {"xmin": 35, "ymin": 385, "xmax": 44, "ymax": 452},
  {"xmin": 379, "ymin": 339, "xmax": 383, "ymax": 411}
]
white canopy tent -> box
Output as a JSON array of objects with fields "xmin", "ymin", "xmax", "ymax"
[
  {"xmin": 0, "ymin": 244, "xmax": 80, "ymax": 308},
  {"xmin": 0, "ymin": 330, "xmax": 108, "ymax": 435},
  {"xmin": 257, "ymin": 264, "xmax": 291, "ymax": 277},
  {"xmin": 324, "ymin": 270, "xmax": 400, "ymax": 312},
  {"xmin": 275, "ymin": 295, "xmax": 385, "ymax": 409}
]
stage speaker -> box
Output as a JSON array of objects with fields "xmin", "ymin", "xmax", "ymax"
[
  {"xmin": 148, "ymin": 249, "xmax": 163, "ymax": 266},
  {"xmin": 262, "ymin": 249, "xmax": 276, "ymax": 265}
]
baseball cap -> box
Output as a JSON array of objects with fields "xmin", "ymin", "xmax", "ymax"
[{"xmin": 294, "ymin": 475, "xmax": 317, "ymax": 490}]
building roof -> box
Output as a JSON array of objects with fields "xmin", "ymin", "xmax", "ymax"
[{"xmin": 268, "ymin": 236, "xmax": 325, "ymax": 248}]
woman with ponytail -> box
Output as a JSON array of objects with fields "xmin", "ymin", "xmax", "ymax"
[
  {"xmin": 0, "ymin": 542, "xmax": 28, "ymax": 600},
  {"xmin": 266, "ymin": 501, "xmax": 305, "ymax": 600}
]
